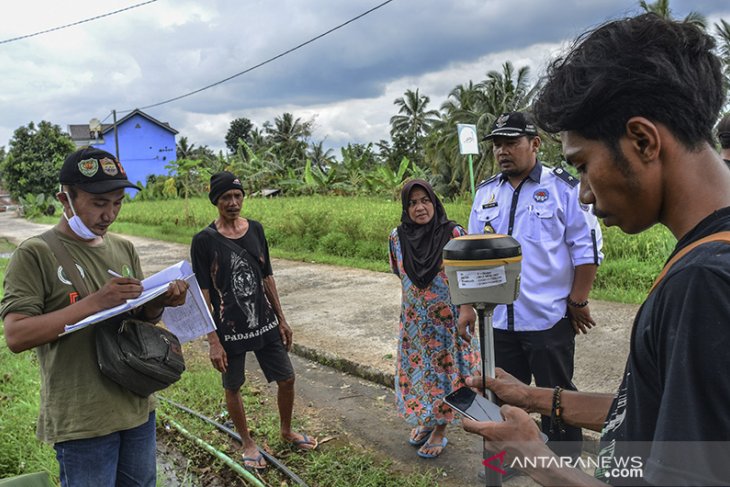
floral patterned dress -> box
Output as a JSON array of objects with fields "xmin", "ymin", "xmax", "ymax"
[{"xmin": 389, "ymin": 225, "xmax": 481, "ymax": 427}]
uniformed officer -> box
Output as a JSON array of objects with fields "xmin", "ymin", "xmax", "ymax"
[{"xmin": 463, "ymin": 111, "xmax": 604, "ymax": 460}]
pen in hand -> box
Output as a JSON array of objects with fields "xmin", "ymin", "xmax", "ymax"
[{"xmin": 107, "ymin": 269, "xmax": 123, "ymax": 278}]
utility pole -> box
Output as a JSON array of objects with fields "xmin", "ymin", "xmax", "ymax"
[{"xmin": 113, "ymin": 109, "xmax": 120, "ymax": 161}]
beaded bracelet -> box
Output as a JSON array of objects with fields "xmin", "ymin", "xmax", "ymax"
[
  {"xmin": 549, "ymin": 386, "xmax": 566, "ymax": 436},
  {"xmin": 567, "ymin": 296, "xmax": 589, "ymax": 308}
]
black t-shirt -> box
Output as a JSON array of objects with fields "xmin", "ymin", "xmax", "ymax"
[
  {"xmin": 191, "ymin": 220, "xmax": 278, "ymax": 353},
  {"xmin": 597, "ymin": 207, "xmax": 730, "ymax": 486}
]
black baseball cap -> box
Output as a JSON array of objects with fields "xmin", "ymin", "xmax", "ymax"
[
  {"xmin": 59, "ymin": 147, "xmax": 141, "ymax": 194},
  {"xmin": 483, "ymin": 112, "xmax": 539, "ymax": 140}
]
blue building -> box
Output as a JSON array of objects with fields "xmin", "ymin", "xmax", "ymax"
[{"xmin": 68, "ymin": 109, "xmax": 178, "ymax": 189}]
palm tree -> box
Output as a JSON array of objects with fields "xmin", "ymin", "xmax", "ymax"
[
  {"xmin": 390, "ymin": 89, "xmax": 440, "ymax": 166},
  {"xmin": 425, "ymin": 62, "xmax": 539, "ymax": 196},
  {"xmin": 266, "ymin": 112, "xmax": 313, "ymax": 170},
  {"xmin": 638, "ymin": 0, "xmax": 706, "ymax": 29},
  {"xmin": 308, "ymin": 140, "xmax": 335, "ymax": 171},
  {"xmin": 176, "ymin": 136, "xmax": 196, "ymax": 160},
  {"xmin": 476, "ymin": 62, "xmax": 537, "ymax": 119},
  {"xmin": 423, "ymin": 82, "xmax": 482, "ymax": 196},
  {"xmin": 390, "ymin": 89, "xmax": 440, "ymax": 139}
]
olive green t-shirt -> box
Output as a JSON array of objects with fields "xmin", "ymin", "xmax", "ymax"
[{"xmin": 0, "ymin": 229, "xmax": 154, "ymax": 444}]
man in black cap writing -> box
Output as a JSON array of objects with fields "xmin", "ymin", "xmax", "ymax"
[
  {"xmin": 1, "ymin": 147, "xmax": 189, "ymax": 486},
  {"xmin": 191, "ymin": 171, "xmax": 317, "ymax": 470}
]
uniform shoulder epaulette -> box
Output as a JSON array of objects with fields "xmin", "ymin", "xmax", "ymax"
[
  {"xmin": 476, "ymin": 174, "xmax": 499, "ymax": 190},
  {"xmin": 552, "ymin": 167, "xmax": 578, "ymax": 188}
]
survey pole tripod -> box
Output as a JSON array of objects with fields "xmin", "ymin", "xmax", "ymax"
[{"xmin": 476, "ymin": 303, "xmax": 502, "ymax": 487}]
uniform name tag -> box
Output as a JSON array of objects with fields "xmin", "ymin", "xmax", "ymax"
[
  {"xmin": 456, "ymin": 267, "xmax": 507, "ymax": 289},
  {"xmin": 482, "ymin": 202, "xmax": 498, "ymax": 209}
]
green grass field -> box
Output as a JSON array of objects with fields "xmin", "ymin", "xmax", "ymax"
[{"xmin": 96, "ymin": 195, "xmax": 675, "ymax": 304}]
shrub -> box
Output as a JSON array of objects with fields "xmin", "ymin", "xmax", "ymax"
[
  {"xmin": 18, "ymin": 193, "xmax": 60, "ymax": 219},
  {"xmin": 2, "ymin": 121, "xmax": 75, "ymax": 200}
]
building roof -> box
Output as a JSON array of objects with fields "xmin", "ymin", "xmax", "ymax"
[{"xmin": 67, "ymin": 108, "xmax": 178, "ymax": 142}]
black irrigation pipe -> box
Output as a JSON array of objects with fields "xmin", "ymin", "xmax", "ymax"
[{"xmin": 158, "ymin": 396, "xmax": 309, "ymax": 487}]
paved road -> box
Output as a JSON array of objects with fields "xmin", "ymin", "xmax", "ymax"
[
  {"xmin": 0, "ymin": 212, "xmax": 642, "ymax": 484},
  {"xmin": 0, "ymin": 211, "xmax": 639, "ymax": 395}
]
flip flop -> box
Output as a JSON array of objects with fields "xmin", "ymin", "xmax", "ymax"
[
  {"xmin": 286, "ymin": 433, "xmax": 318, "ymax": 451},
  {"xmin": 417, "ymin": 437, "xmax": 448, "ymax": 459},
  {"xmin": 408, "ymin": 426, "xmax": 434, "ymax": 447},
  {"xmin": 241, "ymin": 452, "xmax": 267, "ymax": 470}
]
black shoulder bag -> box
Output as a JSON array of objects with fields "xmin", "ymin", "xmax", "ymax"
[{"xmin": 40, "ymin": 229, "xmax": 185, "ymax": 398}]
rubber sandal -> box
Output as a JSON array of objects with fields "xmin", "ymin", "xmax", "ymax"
[
  {"xmin": 286, "ymin": 432, "xmax": 318, "ymax": 451},
  {"xmin": 241, "ymin": 452, "xmax": 267, "ymax": 470},
  {"xmin": 417, "ymin": 437, "xmax": 448, "ymax": 459},
  {"xmin": 408, "ymin": 426, "xmax": 434, "ymax": 447}
]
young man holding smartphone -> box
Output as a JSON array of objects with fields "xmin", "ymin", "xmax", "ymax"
[{"xmin": 460, "ymin": 13, "xmax": 730, "ymax": 486}]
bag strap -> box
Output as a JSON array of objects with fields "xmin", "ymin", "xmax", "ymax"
[
  {"xmin": 203, "ymin": 226, "xmax": 248, "ymax": 258},
  {"xmin": 203, "ymin": 224, "xmax": 268, "ymax": 288},
  {"xmin": 649, "ymin": 231, "xmax": 730, "ymax": 295},
  {"xmin": 39, "ymin": 229, "xmax": 90, "ymax": 298}
]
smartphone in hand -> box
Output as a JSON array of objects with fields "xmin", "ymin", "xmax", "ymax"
[
  {"xmin": 444, "ymin": 386, "xmax": 504, "ymax": 422},
  {"xmin": 445, "ymin": 386, "xmax": 549, "ymax": 442}
]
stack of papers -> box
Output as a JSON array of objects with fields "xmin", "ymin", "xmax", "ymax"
[{"xmin": 62, "ymin": 260, "xmax": 216, "ymax": 343}]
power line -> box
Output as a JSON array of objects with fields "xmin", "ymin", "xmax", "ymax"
[
  {"xmin": 0, "ymin": 0, "xmax": 159, "ymax": 45},
  {"xmin": 132, "ymin": 0, "xmax": 396, "ymax": 112}
]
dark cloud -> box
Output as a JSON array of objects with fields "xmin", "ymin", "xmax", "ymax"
[{"xmin": 0, "ymin": 0, "xmax": 727, "ymax": 152}]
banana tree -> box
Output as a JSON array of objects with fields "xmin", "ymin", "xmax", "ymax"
[{"xmin": 302, "ymin": 159, "xmax": 339, "ymax": 194}]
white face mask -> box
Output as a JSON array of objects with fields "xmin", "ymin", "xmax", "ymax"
[{"xmin": 62, "ymin": 191, "xmax": 98, "ymax": 240}]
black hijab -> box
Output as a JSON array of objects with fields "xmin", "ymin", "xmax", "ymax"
[{"xmin": 397, "ymin": 179, "xmax": 457, "ymax": 289}]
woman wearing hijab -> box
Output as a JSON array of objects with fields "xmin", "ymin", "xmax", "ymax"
[{"xmin": 389, "ymin": 179, "xmax": 480, "ymax": 459}]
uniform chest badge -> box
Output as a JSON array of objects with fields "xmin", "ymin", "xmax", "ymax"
[{"xmin": 533, "ymin": 188, "xmax": 550, "ymax": 203}]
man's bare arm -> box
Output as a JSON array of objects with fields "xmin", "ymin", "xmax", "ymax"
[
  {"xmin": 526, "ymin": 387, "xmax": 615, "ymax": 432},
  {"xmin": 469, "ymin": 369, "xmax": 615, "ymax": 432}
]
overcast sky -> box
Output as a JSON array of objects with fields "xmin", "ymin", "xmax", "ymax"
[{"xmin": 1, "ymin": 0, "xmax": 728, "ymax": 157}]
